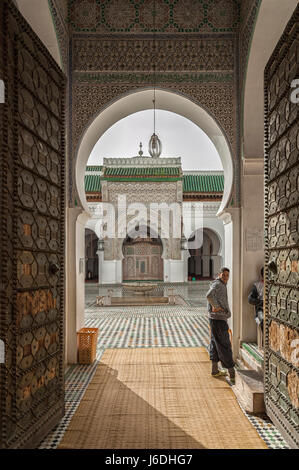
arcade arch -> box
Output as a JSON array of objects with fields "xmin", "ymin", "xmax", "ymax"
[
  {"xmin": 188, "ymin": 228, "xmax": 223, "ymax": 280},
  {"xmin": 69, "ymin": 89, "xmax": 233, "ymax": 362},
  {"xmin": 75, "ymin": 89, "xmax": 233, "ymax": 215}
]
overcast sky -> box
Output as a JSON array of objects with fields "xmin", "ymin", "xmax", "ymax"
[{"xmin": 88, "ymin": 110, "xmax": 223, "ymax": 171}]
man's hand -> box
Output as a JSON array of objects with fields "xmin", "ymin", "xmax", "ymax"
[{"xmin": 212, "ymin": 306, "xmax": 223, "ymax": 313}]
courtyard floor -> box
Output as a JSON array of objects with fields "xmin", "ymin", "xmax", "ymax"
[{"xmin": 39, "ymin": 282, "xmax": 289, "ymax": 449}]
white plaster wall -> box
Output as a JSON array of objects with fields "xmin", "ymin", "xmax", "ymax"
[
  {"xmin": 240, "ymin": 160, "xmax": 265, "ymax": 343},
  {"xmin": 66, "ymin": 208, "xmax": 90, "ymax": 363},
  {"xmin": 76, "ymin": 214, "xmax": 87, "ymax": 332},
  {"xmin": 220, "ymin": 209, "xmax": 242, "ymax": 360}
]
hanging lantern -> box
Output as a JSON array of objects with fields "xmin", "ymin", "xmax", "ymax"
[
  {"xmin": 149, "ymin": 133, "xmax": 162, "ymax": 158},
  {"xmin": 148, "ymin": 0, "xmax": 162, "ymax": 159}
]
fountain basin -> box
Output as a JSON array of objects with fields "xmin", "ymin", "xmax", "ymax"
[{"xmin": 122, "ymin": 282, "xmax": 158, "ymax": 294}]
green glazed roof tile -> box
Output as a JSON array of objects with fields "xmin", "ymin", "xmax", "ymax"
[
  {"xmin": 84, "ymin": 170, "xmax": 224, "ymax": 194},
  {"xmin": 103, "ymin": 167, "xmax": 181, "ymax": 177},
  {"xmin": 86, "ymin": 165, "xmax": 103, "ymax": 171},
  {"xmin": 85, "ymin": 174, "xmax": 101, "ymax": 192},
  {"xmin": 183, "ymin": 174, "xmax": 224, "ymax": 193}
]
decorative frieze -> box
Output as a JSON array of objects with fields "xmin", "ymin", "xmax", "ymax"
[
  {"xmin": 69, "ymin": 0, "xmax": 240, "ymax": 34},
  {"xmin": 264, "ymin": 5, "xmax": 299, "ymax": 447},
  {"xmin": 72, "ymin": 36, "xmax": 235, "ymax": 72},
  {"xmin": 74, "ymin": 72, "xmax": 234, "ymax": 84},
  {"xmin": 103, "ymin": 157, "xmax": 182, "ymax": 167},
  {"xmin": 107, "ymin": 181, "xmax": 178, "ymax": 204},
  {"xmin": 48, "ymin": 0, "xmax": 69, "ymax": 72}
]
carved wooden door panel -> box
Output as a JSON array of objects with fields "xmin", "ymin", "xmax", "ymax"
[
  {"xmin": 264, "ymin": 6, "xmax": 299, "ymax": 448},
  {"xmin": 0, "ymin": 1, "xmax": 66, "ymax": 448}
]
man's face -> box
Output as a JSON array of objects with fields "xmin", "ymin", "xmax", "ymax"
[{"xmin": 219, "ymin": 270, "xmax": 229, "ymax": 284}]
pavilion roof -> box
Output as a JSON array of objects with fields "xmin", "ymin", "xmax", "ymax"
[{"xmin": 84, "ymin": 166, "xmax": 224, "ymax": 194}]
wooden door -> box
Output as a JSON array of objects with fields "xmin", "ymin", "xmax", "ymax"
[
  {"xmin": 0, "ymin": 1, "xmax": 66, "ymax": 448},
  {"xmin": 264, "ymin": 5, "xmax": 299, "ymax": 448}
]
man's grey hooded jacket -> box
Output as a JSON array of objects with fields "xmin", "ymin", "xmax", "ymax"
[{"xmin": 206, "ymin": 278, "xmax": 231, "ymax": 321}]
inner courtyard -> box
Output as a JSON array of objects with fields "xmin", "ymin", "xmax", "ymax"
[{"xmin": 39, "ymin": 282, "xmax": 289, "ymax": 449}]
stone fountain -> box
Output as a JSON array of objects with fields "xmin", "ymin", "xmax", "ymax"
[
  {"xmin": 101, "ymin": 282, "xmax": 168, "ymax": 306},
  {"xmin": 122, "ymin": 282, "xmax": 158, "ymax": 295},
  {"xmin": 96, "ymin": 283, "xmax": 180, "ymax": 307}
]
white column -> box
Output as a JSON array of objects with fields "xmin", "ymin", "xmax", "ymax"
[
  {"xmin": 97, "ymin": 249, "xmax": 104, "ymax": 285},
  {"xmin": 184, "ymin": 250, "xmax": 190, "ymax": 282},
  {"xmin": 163, "ymin": 259, "xmax": 170, "ymax": 283},
  {"xmin": 219, "ymin": 208, "xmax": 241, "ymax": 360},
  {"xmin": 212, "ymin": 255, "xmax": 222, "ymax": 276},
  {"xmin": 241, "ymin": 159, "xmax": 265, "ymax": 343},
  {"xmin": 202, "ymin": 256, "xmax": 210, "ymax": 277},
  {"xmin": 99, "ymin": 260, "xmax": 120, "ymax": 284},
  {"xmin": 116, "ymin": 260, "xmax": 122, "ymax": 283},
  {"xmin": 164, "ymin": 250, "xmax": 188, "ymax": 283},
  {"xmin": 66, "ymin": 208, "xmax": 91, "ymax": 364}
]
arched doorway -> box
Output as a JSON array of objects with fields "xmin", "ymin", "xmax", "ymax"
[
  {"xmin": 188, "ymin": 228, "xmax": 222, "ymax": 280},
  {"xmin": 72, "ymin": 88, "xmax": 233, "ymax": 362},
  {"xmin": 85, "ymin": 228, "xmax": 99, "ymax": 282},
  {"xmin": 122, "ymin": 227, "xmax": 163, "ymax": 282}
]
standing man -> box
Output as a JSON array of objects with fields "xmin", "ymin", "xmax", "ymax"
[
  {"xmin": 206, "ymin": 267, "xmax": 235, "ymax": 384},
  {"xmin": 248, "ymin": 267, "xmax": 264, "ymax": 333}
]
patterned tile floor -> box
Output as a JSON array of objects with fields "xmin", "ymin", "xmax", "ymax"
[{"xmin": 39, "ymin": 282, "xmax": 290, "ymax": 449}]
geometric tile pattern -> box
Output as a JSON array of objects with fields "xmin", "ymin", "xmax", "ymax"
[
  {"xmin": 0, "ymin": 1, "xmax": 66, "ymax": 449},
  {"xmin": 239, "ymin": 405, "xmax": 290, "ymax": 450},
  {"xmin": 85, "ymin": 305, "xmax": 211, "ymax": 352},
  {"xmin": 39, "ymin": 283, "xmax": 290, "ymax": 449},
  {"xmin": 264, "ymin": 4, "xmax": 299, "ymax": 448},
  {"xmin": 69, "ymin": 0, "xmax": 240, "ymax": 33},
  {"xmin": 241, "ymin": 342, "xmax": 264, "ymax": 366},
  {"xmin": 39, "ymin": 359, "xmax": 102, "ymax": 449},
  {"xmin": 73, "ymin": 36, "xmax": 235, "ymax": 72}
]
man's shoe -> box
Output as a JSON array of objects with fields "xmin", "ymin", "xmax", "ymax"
[
  {"xmin": 226, "ymin": 376, "xmax": 235, "ymax": 385},
  {"xmin": 211, "ymin": 370, "xmax": 227, "ymax": 377}
]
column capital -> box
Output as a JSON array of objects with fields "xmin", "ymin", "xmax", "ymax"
[{"xmin": 218, "ymin": 208, "xmax": 241, "ymax": 225}]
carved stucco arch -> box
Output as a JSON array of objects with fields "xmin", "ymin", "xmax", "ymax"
[
  {"xmin": 75, "ymin": 88, "xmax": 234, "ymax": 216},
  {"xmin": 115, "ymin": 210, "xmax": 172, "ymax": 261},
  {"xmin": 188, "ymin": 226, "xmax": 222, "ymax": 256},
  {"xmin": 203, "ymin": 227, "xmax": 222, "ymax": 257}
]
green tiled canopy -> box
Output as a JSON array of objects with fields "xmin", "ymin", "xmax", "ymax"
[
  {"xmin": 86, "ymin": 165, "xmax": 103, "ymax": 171},
  {"xmin": 183, "ymin": 174, "xmax": 224, "ymax": 193},
  {"xmin": 85, "ymin": 174, "xmax": 101, "ymax": 192},
  {"xmin": 85, "ymin": 166, "xmax": 224, "ymax": 194},
  {"xmin": 103, "ymin": 167, "xmax": 181, "ymax": 177}
]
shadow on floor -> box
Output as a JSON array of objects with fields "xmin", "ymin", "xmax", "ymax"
[{"xmin": 58, "ymin": 362, "xmax": 206, "ymax": 449}]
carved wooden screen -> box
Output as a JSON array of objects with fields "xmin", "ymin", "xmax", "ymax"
[
  {"xmin": 0, "ymin": 1, "xmax": 66, "ymax": 448},
  {"xmin": 264, "ymin": 6, "xmax": 299, "ymax": 448}
]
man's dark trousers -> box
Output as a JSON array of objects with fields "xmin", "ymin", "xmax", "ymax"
[{"xmin": 209, "ymin": 318, "xmax": 234, "ymax": 369}]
